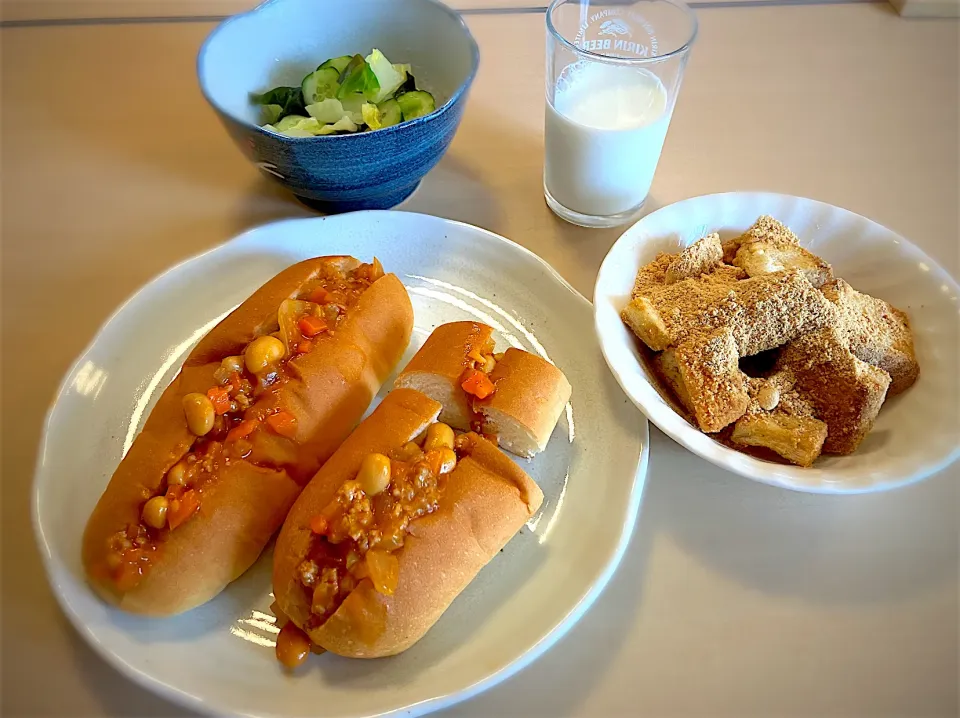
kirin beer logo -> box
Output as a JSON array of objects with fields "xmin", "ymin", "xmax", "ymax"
[
  {"xmin": 573, "ymin": 9, "xmax": 658, "ymax": 57},
  {"xmin": 599, "ymin": 19, "xmax": 632, "ymax": 38}
]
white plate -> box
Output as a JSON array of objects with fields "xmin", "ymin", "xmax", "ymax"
[
  {"xmin": 595, "ymin": 192, "xmax": 960, "ymax": 494},
  {"xmin": 33, "ymin": 212, "xmax": 648, "ymax": 718}
]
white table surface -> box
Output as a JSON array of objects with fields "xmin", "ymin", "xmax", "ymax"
[{"xmin": 1, "ymin": 2, "xmax": 957, "ymax": 716}]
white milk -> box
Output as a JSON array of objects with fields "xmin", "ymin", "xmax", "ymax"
[{"xmin": 544, "ymin": 63, "xmax": 671, "ymax": 218}]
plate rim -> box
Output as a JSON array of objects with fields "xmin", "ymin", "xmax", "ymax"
[
  {"xmin": 593, "ymin": 191, "xmax": 960, "ymax": 495},
  {"xmin": 33, "ymin": 210, "xmax": 650, "ymax": 718}
]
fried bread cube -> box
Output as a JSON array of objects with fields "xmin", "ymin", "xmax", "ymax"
[
  {"xmin": 622, "ymin": 269, "xmax": 836, "ymax": 355},
  {"xmin": 621, "ymin": 296, "xmax": 673, "ymax": 351},
  {"xmin": 724, "ymin": 271, "xmax": 837, "ymax": 356},
  {"xmin": 776, "ymin": 328, "xmax": 891, "ymax": 455},
  {"xmin": 674, "ymin": 328, "xmax": 750, "ymax": 433},
  {"xmin": 733, "ymin": 241, "xmax": 833, "ymax": 288},
  {"xmin": 631, "ymin": 252, "xmax": 672, "ymax": 298},
  {"xmin": 820, "ymin": 279, "xmax": 919, "ymax": 395},
  {"xmin": 666, "ymin": 233, "xmax": 724, "ymax": 284},
  {"xmin": 652, "ymin": 348, "xmax": 694, "ymax": 414},
  {"xmin": 731, "ymin": 413, "xmax": 828, "ymax": 467},
  {"xmin": 722, "ymin": 215, "xmax": 801, "ymax": 262}
]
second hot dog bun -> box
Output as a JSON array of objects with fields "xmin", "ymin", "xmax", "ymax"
[
  {"xmin": 313, "ymin": 433, "xmax": 542, "ymax": 657},
  {"xmin": 83, "ymin": 257, "xmax": 413, "ymax": 616},
  {"xmin": 273, "ymin": 388, "xmax": 443, "ymax": 632},
  {"xmin": 394, "ymin": 322, "xmax": 571, "ymax": 457},
  {"xmin": 272, "ymin": 388, "xmax": 543, "ymax": 658}
]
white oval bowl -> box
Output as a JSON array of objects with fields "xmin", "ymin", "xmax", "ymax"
[{"xmin": 594, "ymin": 192, "xmax": 960, "ymax": 494}]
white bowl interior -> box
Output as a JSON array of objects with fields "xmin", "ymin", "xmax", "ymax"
[
  {"xmin": 199, "ymin": 0, "xmax": 477, "ymax": 125},
  {"xmin": 595, "ymin": 192, "xmax": 960, "ymax": 493}
]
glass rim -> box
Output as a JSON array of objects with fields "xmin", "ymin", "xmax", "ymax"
[{"xmin": 546, "ymin": 0, "xmax": 699, "ymax": 66}]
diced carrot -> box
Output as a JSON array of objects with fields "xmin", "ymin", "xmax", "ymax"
[
  {"xmin": 226, "ymin": 419, "xmax": 258, "ymax": 442},
  {"xmin": 165, "ymin": 484, "xmax": 184, "ymax": 502},
  {"xmin": 167, "ymin": 490, "xmax": 200, "ymax": 530},
  {"xmin": 296, "ymin": 339, "xmax": 314, "ymax": 354},
  {"xmin": 306, "ymin": 287, "xmax": 331, "ymax": 304},
  {"xmin": 461, "ymin": 369, "xmax": 496, "ymax": 399},
  {"xmin": 309, "ymin": 515, "xmax": 329, "ymax": 535},
  {"xmin": 206, "ymin": 386, "xmax": 233, "ymax": 415},
  {"xmin": 298, "ymin": 315, "xmax": 328, "ymax": 337},
  {"xmin": 266, "ymin": 411, "xmax": 298, "ymax": 438}
]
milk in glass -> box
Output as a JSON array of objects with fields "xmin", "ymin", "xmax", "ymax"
[{"xmin": 545, "ymin": 62, "xmax": 670, "ymax": 217}]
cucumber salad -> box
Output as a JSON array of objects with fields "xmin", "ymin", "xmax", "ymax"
[{"xmin": 253, "ymin": 50, "xmax": 436, "ymax": 137}]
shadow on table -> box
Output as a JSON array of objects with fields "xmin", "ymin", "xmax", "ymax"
[
  {"xmin": 545, "ymin": 193, "xmax": 667, "ymax": 289},
  {"xmin": 400, "ymin": 152, "xmax": 504, "ymax": 231},
  {"xmin": 231, "ymin": 174, "xmax": 316, "ymax": 231},
  {"xmin": 442, "ymin": 491, "xmax": 656, "ymax": 718},
  {"xmin": 64, "ymin": 616, "xmax": 200, "ymax": 718},
  {"xmin": 236, "ymin": 142, "xmax": 504, "ymax": 238},
  {"xmin": 645, "ymin": 427, "xmax": 959, "ymax": 606}
]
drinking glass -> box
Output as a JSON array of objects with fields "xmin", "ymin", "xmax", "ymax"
[{"xmin": 544, "ymin": 0, "xmax": 698, "ymax": 227}]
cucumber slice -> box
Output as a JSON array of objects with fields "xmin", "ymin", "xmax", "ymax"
[
  {"xmin": 319, "ymin": 55, "xmax": 353, "ymax": 77},
  {"xmin": 301, "ymin": 67, "xmax": 340, "ymax": 105},
  {"xmin": 396, "ymin": 90, "xmax": 436, "ymax": 121},
  {"xmin": 377, "ymin": 98, "xmax": 402, "ymax": 128},
  {"xmin": 337, "ymin": 54, "xmax": 380, "ymax": 101}
]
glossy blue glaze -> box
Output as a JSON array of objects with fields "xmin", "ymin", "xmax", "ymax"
[{"xmin": 198, "ymin": 0, "xmax": 479, "ymax": 212}]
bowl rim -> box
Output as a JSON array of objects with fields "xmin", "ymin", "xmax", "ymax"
[
  {"xmin": 195, "ymin": 0, "xmax": 480, "ymax": 142},
  {"xmin": 593, "ymin": 190, "xmax": 960, "ymax": 494}
]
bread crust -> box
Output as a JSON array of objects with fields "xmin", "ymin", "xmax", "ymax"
[
  {"xmin": 393, "ymin": 321, "xmax": 493, "ymax": 429},
  {"xmin": 476, "ymin": 348, "xmax": 572, "ymax": 457},
  {"xmin": 82, "ymin": 257, "xmax": 413, "ymax": 615},
  {"xmin": 273, "ymin": 389, "xmax": 543, "ymax": 658}
]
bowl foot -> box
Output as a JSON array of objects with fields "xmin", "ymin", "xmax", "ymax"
[{"xmin": 295, "ymin": 183, "xmax": 421, "ymax": 214}]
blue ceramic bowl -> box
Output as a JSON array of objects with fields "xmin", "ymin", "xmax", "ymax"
[{"xmin": 198, "ymin": 0, "xmax": 479, "ymax": 212}]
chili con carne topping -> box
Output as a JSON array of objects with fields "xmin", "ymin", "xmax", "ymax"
[
  {"xmin": 295, "ymin": 422, "xmax": 466, "ymax": 632},
  {"xmin": 105, "ymin": 260, "xmax": 385, "ymax": 591}
]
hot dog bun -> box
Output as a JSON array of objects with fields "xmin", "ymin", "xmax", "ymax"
[
  {"xmin": 273, "ymin": 388, "xmax": 543, "ymax": 658},
  {"xmin": 394, "ymin": 322, "xmax": 571, "ymax": 457},
  {"xmin": 313, "ymin": 433, "xmax": 542, "ymax": 657},
  {"xmin": 475, "ymin": 348, "xmax": 572, "ymax": 458},
  {"xmin": 393, "ymin": 321, "xmax": 493, "ymax": 429},
  {"xmin": 83, "ymin": 257, "xmax": 413, "ymax": 616},
  {"xmin": 273, "ymin": 388, "xmax": 443, "ymax": 632}
]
